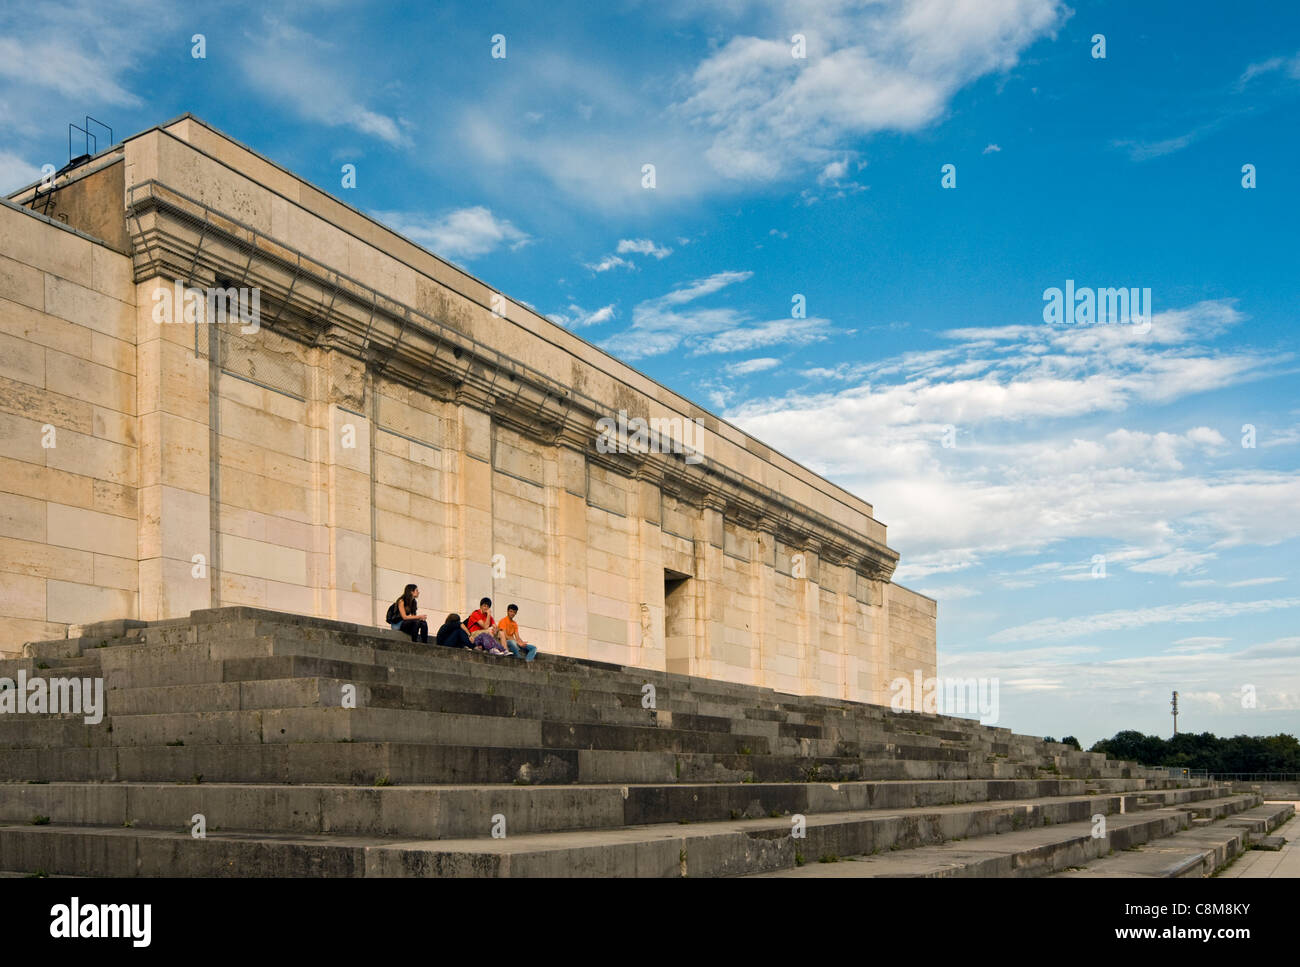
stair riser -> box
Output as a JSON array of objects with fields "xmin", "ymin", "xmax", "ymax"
[
  {"xmin": 0, "ymin": 783, "xmax": 1230, "ymax": 846},
  {"xmin": 0, "ymin": 795, "xmax": 1213, "ymax": 878},
  {"xmin": 0, "ymin": 780, "xmax": 1124, "ymax": 838}
]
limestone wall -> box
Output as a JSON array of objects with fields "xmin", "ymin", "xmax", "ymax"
[
  {"xmin": 0, "ymin": 114, "xmax": 938, "ymax": 703},
  {"xmin": 0, "ymin": 200, "xmax": 138, "ymax": 646}
]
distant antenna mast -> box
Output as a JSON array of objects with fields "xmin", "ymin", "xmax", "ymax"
[{"xmin": 1171, "ymin": 690, "xmax": 1179, "ymax": 736}]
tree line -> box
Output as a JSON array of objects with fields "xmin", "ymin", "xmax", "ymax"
[{"xmin": 1082, "ymin": 731, "xmax": 1300, "ymax": 773}]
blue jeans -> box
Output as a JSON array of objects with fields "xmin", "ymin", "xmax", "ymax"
[{"xmin": 506, "ymin": 639, "xmax": 537, "ymax": 661}]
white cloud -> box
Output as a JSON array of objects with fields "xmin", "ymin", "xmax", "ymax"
[
  {"xmin": 983, "ymin": 143, "xmax": 1002, "ymax": 154},
  {"xmin": 915, "ymin": 583, "xmax": 981, "ymax": 601},
  {"xmin": 727, "ymin": 357, "xmax": 781, "ymax": 375},
  {"xmin": 238, "ymin": 19, "xmax": 407, "ymax": 145},
  {"xmin": 693, "ymin": 317, "xmax": 830, "ymax": 355},
  {"xmin": 722, "ymin": 299, "xmax": 1300, "ymax": 583},
  {"xmin": 1127, "ymin": 549, "xmax": 1216, "ymax": 576},
  {"xmin": 1166, "ymin": 637, "xmax": 1231, "ymax": 653},
  {"xmin": 941, "ymin": 637, "xmax": 1300, "ymax": 744},
  {"xmin": 1226, "ymin": 576, "xmax": 1286, "ymax": 588},
  {"xmin": 990, "ymin": 597, "xmax": 1300, "ymax": 644},
  {"xmin": 0, "ymin": 0, "xmax": 170, "ymax": 109},
  {"xmin": 0, "ymin": 151, "xmax": 41, "ymax": 194},
  {"xmin": 374, "ymin": 206, "xmax": 530, "ymax": 261},
  {"xmin": 1237, "ymin": 51, "xmax": 1300, "ymax": 87},
  {"xmin": 549, "ymin": 303, "xmax": 616, "ymax": 329},
  {"xmin": 586, "ymin": 255, "xmax": 633, "ymax": 272},
  {"xmin": 446, "ymin": 1, "xmax": 1065, "ymax": 206},
  {"xmin": 1234, "ymin": 636, "xmax": 1300, "ymax": 660},
  {"xmin": 817, "ymin": 158, "xmax": 849, "ymax": 184},
  {"xmin": 682, "ymin": 0, "xmax": 1066, "ymax": 181},
  {"xmin": 603, "ymin": 270, "xmax": 832, "ymax": 359},
  {"xmin": 616, "ymin": 238, "xmax": 673, "ymax": 259}
]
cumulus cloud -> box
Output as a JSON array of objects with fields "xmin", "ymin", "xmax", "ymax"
[
  {"xmin": 0, "ymin": 151, "xmax": 41, "ymax": 194},
  {"xmin": 602, "ymin": 270, "xmax": 831, "ymax": 359},
  {"xmin": 991, "ymin": 598, "xmax": 1300, "ymax": 644},
  {"xmin": 681, "ymin": 0, "xmax": 1066, "ymax": 181},
  {"xmin": 238, "ymin": 18, "xmax": 407, "ymax": 145},
  {"xmin": 446, "ymin": 0, "xmax": 1065, "ymax": 205},
  {"xmin": 616, "ymin": 238, "xmax": 673, "ymax": 259},
  {"xmin": 727, "ymin": 357, "xmax": 782, "ymax": 375},
  {"xmin": 724, "ymin": 298, "xmax": 1299, "ymax": 585},
  {"xmin": 549, "ymin": 303, "xmax": 616, "ymax": 329},
  {"xmin": 585, "ymin": 255, "xmax": 633, "ymax": 273},
  {"xmin": 375, "ymin": 206, "xmax": 530, "ymax": 261},
  {"xmin": 939, "ymin": 636, "xmax": 1300, "ymax": 743}
]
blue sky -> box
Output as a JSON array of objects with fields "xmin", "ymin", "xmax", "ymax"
[{"xmin": 3, "ymin": 0, "xmax": 1298, "ymax": 745}]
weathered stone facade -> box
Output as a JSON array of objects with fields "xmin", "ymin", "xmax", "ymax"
[{"xmin": 0, "ymin": 114, "xmax": 935, "ymax": 703}]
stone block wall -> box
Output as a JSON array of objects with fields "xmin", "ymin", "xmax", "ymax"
[
  {"xmin": 0, "ymin": 200, "xmax": 138, "ymax": 647},
  {"xmin": 0, "ymin": 115, "xmax": 937, "ymax": 704}
]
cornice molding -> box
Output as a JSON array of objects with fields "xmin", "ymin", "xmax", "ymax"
[{"xmin": 125, "ymin": 180, "xmax": 900, "ymax": 581}]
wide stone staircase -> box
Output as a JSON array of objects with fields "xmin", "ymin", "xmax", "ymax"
[{"xmin": 0, "ymin": 608, "xmax": 1287, "ymax": 877}]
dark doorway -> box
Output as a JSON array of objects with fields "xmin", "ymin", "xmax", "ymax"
[{"xmin": 664, "ymin": 568, "xmax": 693, "ymax": 674}]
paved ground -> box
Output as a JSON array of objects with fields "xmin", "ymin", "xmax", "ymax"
[{"xmin": 1219, "ymin": 802, "xmax": 1300, "ymax": 878}]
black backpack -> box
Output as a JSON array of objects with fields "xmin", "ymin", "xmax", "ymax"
[{"xmin": 386, "ymin": 599, "xmax": 402, "ymax": 624}]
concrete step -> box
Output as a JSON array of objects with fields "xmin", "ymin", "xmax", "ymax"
[
  {"xmin": 0, "ymin": 736, "xmax": 1187, "ymax": 787},
  {"xmin": 0, "ymin": 779, "xmax": 1222, "ymax": 841},
  {"xmin": 9, "ymin": 608, "xmax": 1175, "ymax": 788},
  {"xmin": 747, "ymin": 793, "xmax": 1261, "ymax": 877},
  {"xmin": 98, "ymin": 676, "xmax": 904, "ymax": 754},
  {"xmin": 1055, "ymin": 802, "xmax": 1294, "ymax": 877},
  {"xmin": 50, "ymin": 613, "xmax": 1057, "ymax": 744},
  {"xmin": 0, "ymin": 787, "xmax": 1234, "ymax": 878}
]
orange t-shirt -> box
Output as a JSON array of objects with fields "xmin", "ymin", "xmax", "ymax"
[{"xmin": 498, "ymin": 617, "xmax": 519, "ymax": 639}]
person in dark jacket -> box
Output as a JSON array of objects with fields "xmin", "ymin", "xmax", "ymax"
[{"xmin": 436, "ymin": 613, "xmax": 473, "ymax": 650}]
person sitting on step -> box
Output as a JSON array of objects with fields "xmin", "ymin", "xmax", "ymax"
[
  {"xmin": 464, "ymin": 597, "xmax": 509, "ymax": 656},
  {"xmin": 387, "ymin": 584, "xmax": 429, "ymax": 643},
  {"xmin": 498, "ymin": 604, "xmax": 538, "ymax": 662},
  {"xmin": 435, "ymin": 613, "xmax": 473, "ymax": 650}
]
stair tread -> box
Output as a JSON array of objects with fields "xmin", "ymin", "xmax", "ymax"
[{"xmin": 748, "ymin": 795, "xmax": 1260, "ymax": 877}]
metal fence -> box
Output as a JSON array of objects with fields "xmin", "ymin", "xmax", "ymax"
[{"xmin": 1161, "ymin": 766, "xmax": 1207, "ymax": 779}]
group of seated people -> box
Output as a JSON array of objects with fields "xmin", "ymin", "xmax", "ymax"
[{"xmin": 388, "ymin": 585, "xmax": 538, "ymax": 661}]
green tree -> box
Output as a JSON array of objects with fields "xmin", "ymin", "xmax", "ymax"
[{"xmin": 1090, "ymin": 730, "xmax": 1299, "ymax": 772}]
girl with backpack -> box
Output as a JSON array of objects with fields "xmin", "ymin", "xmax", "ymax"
[{"xmin": 387, "ymin": 584, "xmax": 429, "ymax": 643}]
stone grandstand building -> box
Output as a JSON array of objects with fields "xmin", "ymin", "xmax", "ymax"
[{"xmin": 0, "ymin": 114, "xmax": 936, "ymax": 704}]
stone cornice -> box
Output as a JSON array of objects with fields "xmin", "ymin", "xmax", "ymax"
[{"xmin": 125, "ymin": 180, "xmax": 900, "ymax": 581}]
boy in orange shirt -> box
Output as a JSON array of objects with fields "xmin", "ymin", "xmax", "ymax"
[{"xmin": 499, "ymin": 604, "xmax": 538, "ymax": 662}]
